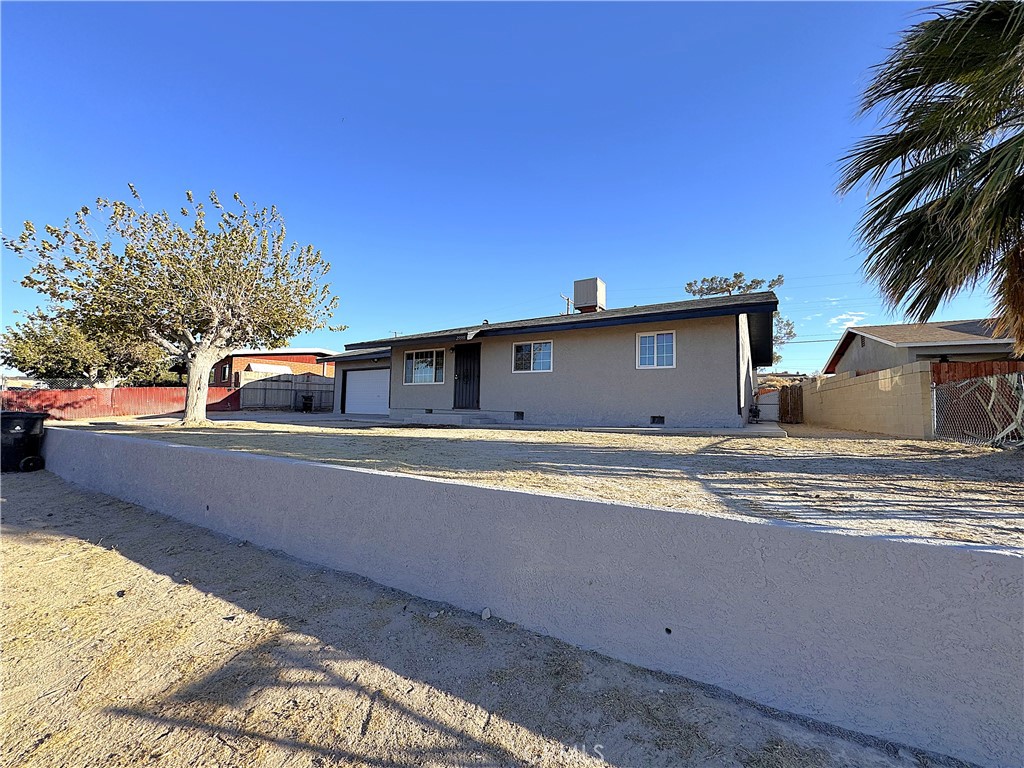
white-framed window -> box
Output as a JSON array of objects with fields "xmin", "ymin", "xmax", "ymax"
[
  {"xmin": 512, "ymin": 340, "xmax": 553, "ymax": 373},
  {"xmin": 404, "ymin": 349, "xmax": 445, "ymax": 384},
  {"xmin": 221, "ymin": 364, "xmax": 230, "ymax": 381},
  {"xmin": 637, "ymin": 331, "xmax": 675, "ymax": 369}
]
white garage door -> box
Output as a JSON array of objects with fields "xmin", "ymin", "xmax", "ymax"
[{"xmin": 345, "ymin": 368, "xmax": 390, "ymax": 415}]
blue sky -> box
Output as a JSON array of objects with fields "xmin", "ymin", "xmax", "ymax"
[{"xmin": 1, "ymin": 1, "xmax": 993, "ymax": 373}]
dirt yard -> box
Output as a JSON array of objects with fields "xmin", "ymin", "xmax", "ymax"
[
  {"xmin": 67, "ymin": 418, "xmax": 1023, "ymax": 548},
  {"xmin": 4, "ymin": 472, "xmax": 952, "ymax": 768}
]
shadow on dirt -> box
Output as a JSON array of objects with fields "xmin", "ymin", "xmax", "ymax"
[{"xmin": 2, "ymin": 471, "xmax": 960, "ymax": 768}]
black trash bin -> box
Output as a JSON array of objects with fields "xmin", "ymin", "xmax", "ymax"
[
  {"xmin": 300, "ymin": 394, "xmax": 314, "ymax": 413},
  {"xmin": 1, "ymin": 411, "xmax": 47, "ymax": 472}
]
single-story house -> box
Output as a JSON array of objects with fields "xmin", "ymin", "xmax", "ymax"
[
  {"xmin": 317, "ymin": 348, "xmax": 392, "ymax": 416},
  {"xmin": 823, "ymin": 320, "xmax": 1016, "ymax": 376},
  {"xmin": 212, "ymin": 348, "xmax": 339, "ymax": 388},
  {"xmin": 338, "ymin": 279, "xmax": 777, "ymax": 428}
]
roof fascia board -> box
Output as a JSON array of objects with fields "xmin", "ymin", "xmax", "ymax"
[
  {"xmin": 896, "ymin": 339, "xmax": 1013, "ymax": 348},
  {"xmin": 319, "ymin": 351, "xmax": 393, "ymax": 362}
]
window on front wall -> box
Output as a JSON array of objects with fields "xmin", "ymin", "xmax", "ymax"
[
  {"xmin": 637, "ymin": 331, "xmax": 675, "ymax": 368},
  {"xmin": 221, "ymin": 364, "xmax": 230, "ymax": 381},
  {"xmin": 404, "ymin": 349, "xmax": 445, "ymax": 384},
  {"xmin": 513, "ymin": 341, "xmax": 553, "ymax": 372}
]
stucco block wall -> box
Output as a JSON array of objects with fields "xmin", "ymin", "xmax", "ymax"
[
  {"xmin": 42, "ymin": 428, "xmax": 1024, "ymax": 767},
  {"xmin": 834, "ymin": 335, "xmax": 912, "ymax": 375},
  {"xmin": 391, "ymin": 315, "xmax": 745, "ymax": 428},
  {"xmin": 802, "ymin": 362, "xmax": 934, "ymax": 438}
]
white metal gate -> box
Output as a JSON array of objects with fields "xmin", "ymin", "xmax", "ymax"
[{"xmin": 756, "ymin": 390, "xmax": 780, "ymax": 422}]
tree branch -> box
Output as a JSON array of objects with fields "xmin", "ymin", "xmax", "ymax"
[{"xmin": 147, "ymin": 331, "xmax": 183, "ymax": 357}]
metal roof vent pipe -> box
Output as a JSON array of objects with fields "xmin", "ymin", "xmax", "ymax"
[{"xmin": 573, "ymin": 277, "xmax": 606, "ymax": 313}]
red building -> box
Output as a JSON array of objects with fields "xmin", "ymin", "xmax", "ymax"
[{"xmin": 211, "ymin": 348, "xmax": 338, "ymax": 388}]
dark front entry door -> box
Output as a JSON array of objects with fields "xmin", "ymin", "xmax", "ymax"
[{"xmin": 453, "ymin": 343, "xmax": 481, "ymax": 410}]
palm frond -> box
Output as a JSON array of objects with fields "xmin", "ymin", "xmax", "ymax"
[{"xmin": 839, "ymin": 1, "xmax": 1024, "ymax": 355}]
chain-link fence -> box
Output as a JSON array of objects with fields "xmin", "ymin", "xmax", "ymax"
[
  {"xmin": 933, "ymin": 373, "xmax": 1024, "ymax": 447},
  {"xmin": 1, "ymin": 376, "xmax": 101, "ymax": 391}
]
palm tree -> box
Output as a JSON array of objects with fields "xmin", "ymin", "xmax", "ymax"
[{"xmin": 839, "ymin": 1, "xmax": 1024, "ymax": 356}]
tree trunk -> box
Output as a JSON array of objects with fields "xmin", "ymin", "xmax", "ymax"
[{"xmin": 182, "ymin": 352, "xmax": 218, "ymax": 426}]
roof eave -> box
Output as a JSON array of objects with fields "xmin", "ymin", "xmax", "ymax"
[
  {"xmin": 894, "ymin": 338, "xmax": 1013, "ymax": 348},
  {"xmin": 318, "ymin": 348, "xmax": 393, "ymax": 362},
  {"xmin": 345, "ymin": 332, "xmax": 467, "ymax": 351},
  {"xmin": 822, "ymin": 331, "xmax": 854, "ymax": 374},
  {"xmin": 345, "ymin": 299, "xmax": 779, "ymax": 350}
]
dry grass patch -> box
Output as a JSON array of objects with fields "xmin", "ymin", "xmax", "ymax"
[{"xmin": 68, "ymin": 418, "xmax": 1024, "ymax": 547}]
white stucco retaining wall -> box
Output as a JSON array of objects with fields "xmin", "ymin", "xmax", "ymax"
[{"xmin": 42, "ymin": 428, "xmax": 1023, "ymax": 767}]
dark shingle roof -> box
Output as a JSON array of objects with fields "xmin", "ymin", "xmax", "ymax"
[{"xmin": 345, "ymin": 292, "xmax": 778, "ymax": 351}]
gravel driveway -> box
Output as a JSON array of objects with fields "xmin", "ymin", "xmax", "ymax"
[
  {"xmin": 4, "ymin": 472, "xmax": 952, "ymax": 768},
  {"xmin": 68, "ymin": 419, "xmax": 1024, "ymax": 548}
]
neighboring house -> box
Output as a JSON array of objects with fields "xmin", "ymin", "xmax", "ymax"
[
  {"xmin": 340, "ymin": 278, "xmax": 777, "ymax": 428},
  {"xmin": 211, "ymin": 348, "xmax": 339, "ymax": 388},
  {"xmin": 823, "ymin": 320, "xmax": 1016, "ymax": 376},
  {"xmin": 318, "ymin": 348, "xmax": 392, "ymax": 416}
]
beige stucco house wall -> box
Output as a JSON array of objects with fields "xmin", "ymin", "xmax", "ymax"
[{"xmin": 388, "ymin": 314, "xmax": 754, "ymax": 428}]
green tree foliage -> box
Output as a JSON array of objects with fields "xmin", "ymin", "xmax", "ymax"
[
  {"xmin": 2, "ymin": 313, "xmax": 104, "ymax": 382},
  {"xmin": 1, "ymin": 311, "xmax": 167, "ymax": 385},
  {"xmin": 684, "ymin": 273, "xmax": 784, "ymax": 297},
  {"xmin": 4, "ymin": 186, "xmax": 340, "ymax": 424},
  {"xmin": 839, "ymin": 1, "xmax": 1024, "ymax": 356},
  {"xmin": 684, "ymin": 272, "xmax": 794, "ymax": 364}
]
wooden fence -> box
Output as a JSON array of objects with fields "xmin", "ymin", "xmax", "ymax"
[
  {"xmin": 0, "ymin": 387, "xmax": 240, "ymax": 420},
  {"xmin": 931, "ymin": 360, "xmax": 1024, "ymax": 385},
  {"xmin": 778, "ymin": 384, "xmax": 803, "ymax": 424},
  {"xmin": 237, "ymin": 372, "xmax": 333, "ymax": 411}
]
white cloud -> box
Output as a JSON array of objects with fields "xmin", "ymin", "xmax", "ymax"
[
  {"xmin": 803, "ymin": 313, "xmax": 823, "ymax": 320},
  {"xmin": 825, "ymin": 296, "xmax": 845, "ymax": 305},
  {"xmin": 828, "ymin": 312, "xmax": 868, "ymax": 331}
]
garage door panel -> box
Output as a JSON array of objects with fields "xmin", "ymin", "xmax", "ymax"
[{"xmin": 345, "ymin": 369, "xmax": 390, "ymax": 414}]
